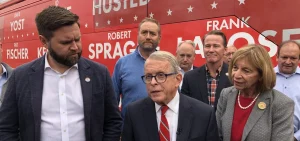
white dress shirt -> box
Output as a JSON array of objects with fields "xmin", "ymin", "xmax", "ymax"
[
  {"xmin": 179, "ymin": 67, "xmax": 194, "ymax": 90},
  {"xmin": 41, "ymin": 56, "xmax": 85, "ymax": 141},
  {"xmin": 155, "ymin": 91, "xmax": 180, "ymax": 141}
]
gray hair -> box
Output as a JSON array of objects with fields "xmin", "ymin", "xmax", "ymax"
[
  {"xmin": 176, "ymin": 40, "xmax": 195, "ymax": 53},
  {"xmin": 148, "ymin": 51, "xmax": 181, "ymax": 73}
]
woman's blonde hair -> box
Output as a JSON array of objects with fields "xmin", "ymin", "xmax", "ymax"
[{"xmin": 228, "ymin": 44, "xmax": 276, "ymax": 93}]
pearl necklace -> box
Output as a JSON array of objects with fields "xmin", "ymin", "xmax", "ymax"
[{"xmin": 238, "ymin": 91, "xmax": 260, "ymax": 110}]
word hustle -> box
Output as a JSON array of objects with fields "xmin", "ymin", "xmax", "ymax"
[{"xmin": 93, "ymin": 0, "xmax": 149, "ymax": 15}]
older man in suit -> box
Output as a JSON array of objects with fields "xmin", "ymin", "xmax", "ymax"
[
  {"xmin": 181, "ymin": 30, "xmax": 232, "ymax": 109},
  {"xmin": 121, "ymin": 51, "xmax": 219, "ymax": 141},
  {"xmin": 0, "ymin": 6, "xmax": 122, "ymax": 141},
  {"xmin": 176, "ymin": 40, "xmax": 197, "ymax": 91},
  {"xmin": 0, "ymin": 43, "xmax": 13, "ymax": 108}
]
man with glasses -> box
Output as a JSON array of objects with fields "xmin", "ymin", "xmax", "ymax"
[
  {"xmin": 112, "ymin": 17, "xmax": 161, "ymax": 119},
  {"xmin": 223, "ymin": 45, "xmax": 237, "ymax": 64},
  {"xmin": 181, "ymin": 30, "xmax": 232, "ymax": 110},
  {"xmin": 121, "ymin": 51, "xmax": 219, "ymax": 141},
  {"xmin": 176, "ymin": 40, "xmax": 197, "ymax": 90}
]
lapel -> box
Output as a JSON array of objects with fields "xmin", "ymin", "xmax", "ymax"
[
  {"xmin": 176, "ymin": 94, "xmax": 193, "ymax": 141},
  {"xmin": 77, "ymin": 58, "xmax": 93, "ymax": 139},
  {"xmin": 0, "ymin": 63, "xmax": 14, "ymax": 99},
  {"xmin": 222, "ymin": 88, "xmax": 238, "ymax": 141},
  {"xmin": 241, "ymin": 90, "xmax": 271, "ymax": 140},
  {"xmin": 142, "ymin": 98, "xmax": 160, "ymax": 141},
  {"xmin": 215, "ymin": 63, "xmax": 229, "ymax": 107},
  {"xmin": 198, "ymin": 66, "xmax": 209, "ymax": 103},
  {"xmin": 28, "ymin": 56, "xmax": 45, "ymax": 141}
]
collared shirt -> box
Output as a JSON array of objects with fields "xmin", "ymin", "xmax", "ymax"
[
  {"xmin": 41, "ymin": 55, "xmax": 85, "ymax": 141},
  {"xmin": 155, "ymin": 91, "xmax": 180, "ymax": 141},
  {"xmin": 0, "ymin": 64, "xmax": 8, "ymax": 98},
  {"xmin": 112, "ymin": 47, "xmax": 148, "ymax": 118},
  {"xmin": 274, "ymin": 66, "xmax": 300, "ymax": 140},
  {"xmin": 206, "ymin": 64, "xmax": 222, "ymax": 107},
  {"xmin": 179, "ymin": 67, "xmax": 194, "ymax": 91}
]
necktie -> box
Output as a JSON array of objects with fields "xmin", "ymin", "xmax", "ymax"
[{"xmin": 159, "ymin": 105, "xmax": 170, "ymax": 141}]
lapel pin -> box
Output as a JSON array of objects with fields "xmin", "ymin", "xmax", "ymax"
[
  {"xmin": 85, "ymin": 77, "xmax": 90, "ymax": 82},
  {"xmin": 225, "ymin": 73, "xmax": 228, "ymax": 76},
  {"xmin": 258, "ymin": 102, "xmax": 266, "ymax": 110}
]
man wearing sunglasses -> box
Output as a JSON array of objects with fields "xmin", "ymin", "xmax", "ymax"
[{"xmin": 121, "ymin": 51, "xmax": 219, "ymax": 141}]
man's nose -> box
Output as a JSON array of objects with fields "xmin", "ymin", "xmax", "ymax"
[
  {"xmin": 70, "ymin": 41, "xmax": 79, "ymax": 50},
  {"xmin": 285, "ymin": 58, "xmax": 292, "ymax": 64},
  {"xmin": 183, "ymin": 56, "xmax": 188, "ymax": 61},
  {"xmin": 150, "ymin": 76, "xmax": 158, "ymax": 85}
]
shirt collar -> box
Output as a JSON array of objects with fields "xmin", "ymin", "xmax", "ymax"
[
  {"xmin": 0, "ymin": 64, "xmax": 8, "ymax": 78},
  {"xmin": 190, "ymin": 66, "xmax": 194, "ymax": 71},
  {"xmin": 180, "ymin": 66, "xmax": 194, "ymax": 75},
  {"xmin": 136, "ymin": 46, "xmax": 157, "ymax": 60},
  {"xmin": 44, "ymin": 53, "xmax": 78, "ymax": 71},
  {"xmin": 205, "ymin": 63, "xmax": 223, "ymax": 75},
  {"xmin": 155, "ymin": 91, "xmax": 180, "ymax": 114},
  {"xmin": 135, "ymin": 46, "xmax": 145, "ymax": 60},
  {"xmin": 274, "ymin": 65, "xmax": 300, "ymax": 75}
]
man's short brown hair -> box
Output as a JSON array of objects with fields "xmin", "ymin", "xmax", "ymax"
[
  {"xmin": 203, "ymin": 30, "xmax": 227, "ymax": 48},
  {"xmin": 138, "ymin": 18, "xmax": 161, "ymax": 35},
  {"xmin": 277, "ymin": 40, "xmax": 300, "ymax": 58},
  {"xmin": 35, "ymin": 6, "xmax": 79, "ymax": 40}
]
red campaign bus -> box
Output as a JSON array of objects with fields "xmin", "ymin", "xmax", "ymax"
[{"xmin": 0, "ymin": 0, "xmax": 300, "ymax": 73}]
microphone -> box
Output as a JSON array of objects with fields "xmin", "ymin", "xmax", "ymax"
[{"xmin": 176, "ymin": 128, "xmax": 182, "ymax": 135}]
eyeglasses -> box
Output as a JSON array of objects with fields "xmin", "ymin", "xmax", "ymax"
[{"xmin": 141, "ymin": 72, "xmax": 177, "ymax": 84}]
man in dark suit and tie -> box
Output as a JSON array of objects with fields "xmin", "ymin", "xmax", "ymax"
[
  {"xmin": 181, "ymin": 30, "xmax": 232, "ymax": 109},
  {"xmin": 176, "ymin": 40, "xmax": 197, "ymax": 91},
  {"xmin": 0, "ymin": 6, "xmax": 122, "ymax": 141},
  {"xmin": 121, "ymin": 51, "xmax": 219, "ymax": 141}
]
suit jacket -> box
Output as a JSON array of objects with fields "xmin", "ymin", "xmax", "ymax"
[
  {"xmin": 181, "ymin": 63, "xmax": 232, "ymax": 108},
  {"xmin": 192, "ymin": 66, "xmax": 197, "ymax": 70},
  {"xmin": 121, "ymin": 94, "xmax": 219, "ymax": 141},
  {"xmin": 216, "ymin": 86, "xmax": 294, "ymax": 141},
  {"xmin": 0, "ymin": 56, "xmax": 122, "ymax": 141},
  {"xmin": 0, "ymin": 63, "xmax": 13, "ymax": 108}
]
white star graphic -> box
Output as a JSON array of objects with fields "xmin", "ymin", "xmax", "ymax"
[
  {"xmin": 211, "ymin": 1, "xmax": 218, "ymax": 9},
  {"xmin": 107, "ymin": 20, "xmax": 111, "ymax": 25},
  {"xmin": 95, "ymin": 22, "xmax": 99, "ymax": 27},
  {"xmin": 17, "ymin": 35, "xmax": 18, "ymax": 38},
  {"xmin": 12, "ymin": 36, "xmax": 14, "ymax": 38},
  {"xmin": 149, "ymin": 12, "xmax": 154, "ymax": 18},
  {"xmin": 134, "ymin": 15, "xmax": 138, "ymax": 21},
  {"xmin": 3, "ymin": 37, "xmax": 5, "ymax": 40},
  {"xmin": 85, "ymin": 23, "xmax": 88, "ymax": 28},
  {"xmin": 55, "ymin": 0, "xmax": 59, "ymax": 6},
  {"xmin": 120, "ymin": 18, "xmax": 123, "ymax": 23},
  {"xmin": 27, "ymin": 33, "xmax": 29, "ymax": 36},
  {"xmin": 187, "ymin": 5, "xmax": 194, "ymax": 13},
  {"xmin": 167, "ymin": 9, "xmax": 172, "ymax": 16},
  {"xmin": 22, "ymin": 34, "xmax": 23, "ymax": 37},
  {"xmin": 8, "ymin": 36, "xmax": 9, "ymax": 39},
  {"xmin": 238, "ymin": 0, "xmax": 245, "ymax": 5},
  {"xmin": 32, "ymin": 32, "xmax": 34, "ymax": 36}
]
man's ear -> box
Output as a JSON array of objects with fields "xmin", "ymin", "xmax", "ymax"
[{"xmin": 39, "ymin": 35, "xmax": 48, "ymax": 47}]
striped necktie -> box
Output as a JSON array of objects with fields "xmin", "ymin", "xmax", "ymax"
[{"xmin": 159, "ymin": 105, "xmax": 170, "ymax": 141}]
